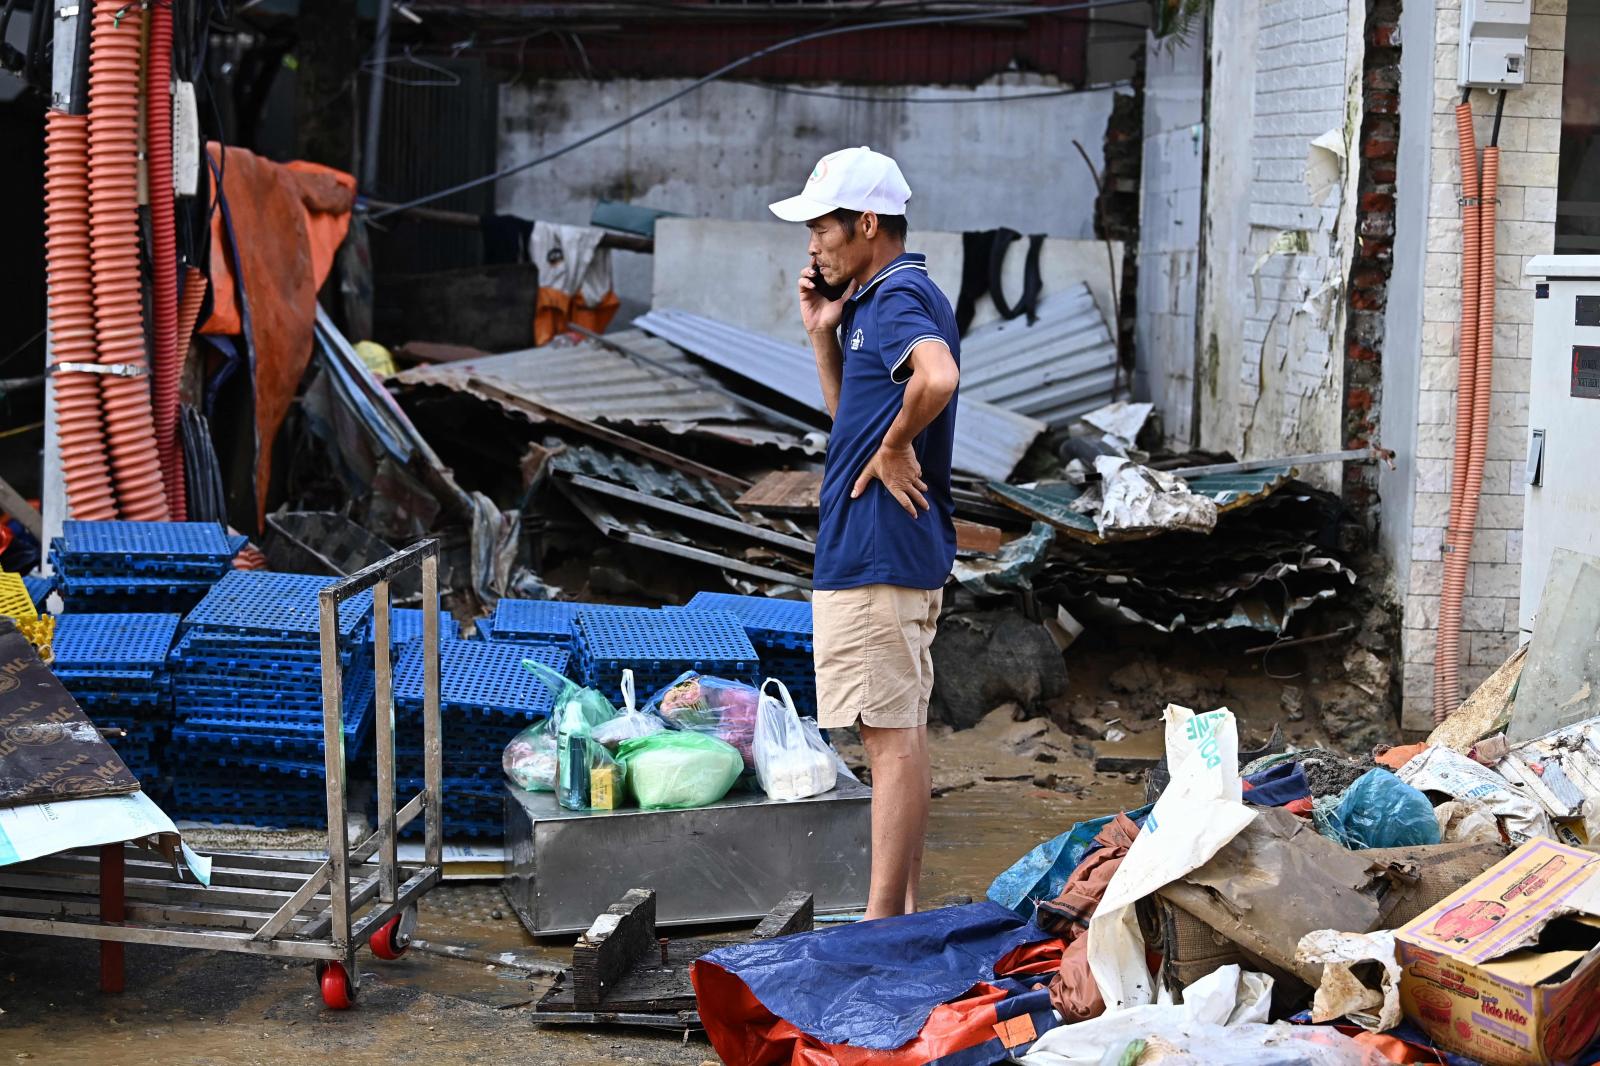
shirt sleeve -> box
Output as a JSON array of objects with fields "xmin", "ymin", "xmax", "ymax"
[{"xmin": 875, "ymin": 284, "xmax": 950, "ymax": 386}]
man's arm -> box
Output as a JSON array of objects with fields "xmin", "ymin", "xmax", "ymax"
[
  {"xmin": 852, "ymin": 340, "xmax": 959, "ymax": 516},
  {"xmin": 809, "ymin": 328, "xmax": 844, "ymax": 419}
]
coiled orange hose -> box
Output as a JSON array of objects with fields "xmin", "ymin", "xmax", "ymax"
[
  {"xmin": 87, "ymin": 2, "xmax": 170, "ymax": 520},
  {"xmin": 1433, "ymin": 103, "xmax": 1482, "ymax": 723},
  {"xmin": 146, "ymin": 1, "xmax": 183, "ymax": 518},
  {"xmin": 43, "ymin": 110, "xmax": 118, "ymax": 520}
]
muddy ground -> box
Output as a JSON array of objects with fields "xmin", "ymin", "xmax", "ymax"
[{"xmin": 0, "ymin": 638, "xmax": 1386, "ymax": 1065}]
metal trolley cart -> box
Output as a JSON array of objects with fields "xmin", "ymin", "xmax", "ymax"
[{"xmin": 0, "ymin": 540, "xmax": 445, "ymax": 1010}]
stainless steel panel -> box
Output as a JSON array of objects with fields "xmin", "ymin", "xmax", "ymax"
[{"xmin": 504, "ymin": 780, "xmax": 871, "ymax": 935}]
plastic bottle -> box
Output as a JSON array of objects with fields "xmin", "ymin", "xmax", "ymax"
[{"xmin": 557, "ymin": 699, "xmax": 591, "ymax": 811}]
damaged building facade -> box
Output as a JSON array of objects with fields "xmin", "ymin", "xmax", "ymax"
[{"xmin": 1135, "ymin": 0, "xmax": 1594, "ymax": 732}]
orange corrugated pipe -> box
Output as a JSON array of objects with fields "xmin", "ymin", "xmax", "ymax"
[
  {"xmin": 175, "ymin": 268, "xmax": 209, "ymax": 367},
  {"xmin": 43, "ymin": 110, "xmax": 118, "ymax": 520},
  {"xmin": 146, "ymin": 1, "xmax": 184, "ymax": 518},
  {"xmin": 87, "ymin": 1, "xmax": 170, "ymax": 521},
  {"xmin": 1434, "ymin": 97, "xmax": 1504, "ymax": 724},
  {"xmin": 1433, "ymin": 100, "xmax": 1482, "ymax": 723}
]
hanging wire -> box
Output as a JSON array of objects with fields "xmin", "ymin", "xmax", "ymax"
[{"xmin": 372, "ymin": 0, "xmax": 1140, "ymax": 220}]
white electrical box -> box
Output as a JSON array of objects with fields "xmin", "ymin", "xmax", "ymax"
[
  {"xmin": 1458, "ymin": 0, "xmax": 1531, "ymax": 88},
  {"xmin": 1519, "ymin": 256, "xmax": 1600, "ymax": 639}
]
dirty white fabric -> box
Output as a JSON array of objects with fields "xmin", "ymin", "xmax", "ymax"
[
  {"xmin": 1296, "ymin": 929, "xmax": 1403, "ymax": 1032},
  {"xmin": 1020, "ymin": 965, "xmax": 1391, "ymax": 1066},
  {"xmin": 1397, "ymin": 744, "xmax": 1554, "ymax": 844},
  {"xmin": 1085, "ymin": 705, "xmax": 1256, "ymax": 1013},
  {"xmin": 1091, "ymin": 456, "xmax": 1219, "ymax": 537},
  {"xmin": 1081, "ymin": 401, "xmax": 1153, "ymax": 454},
  {"xmin": 529, "ymin": 221, "xmax": 612, "ymax": 305}
]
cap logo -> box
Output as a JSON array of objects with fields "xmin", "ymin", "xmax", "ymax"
[{"xmin": 808, "ymin": 161, "xmax": 827, "ymax": 185}]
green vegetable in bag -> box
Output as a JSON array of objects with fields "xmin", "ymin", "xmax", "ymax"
[{"xmin": 616, "ymin": 731, "xmax": 745, "ymax": 810}]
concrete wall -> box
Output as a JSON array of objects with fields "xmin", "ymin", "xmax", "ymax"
[
  {"xmin": 1135, "ymin": 29, "xmax": 1206, "ymax": 445},
  {"xmin": 1394, "ymin": 0, "xmax": 1567, "ymax": 729},
  {"xmin": 1196, "ymin": 0, "xmax": 1365, "ymax": 487},
  {"xmin": 496, "ymin": 76, "xmax": 1120, "ymax": 322},
  {"xmin": 651, "ymin": 218, "xmax": 1122, "ymax": 348}
]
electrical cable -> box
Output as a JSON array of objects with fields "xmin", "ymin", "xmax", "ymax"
[
  {"xmin": 373, "ymin": 0, "xmax": 1137, "ymax": 219},
  {"xmin": 756, "ymin": 77, "xmax": 1132, "ymax": 104}
]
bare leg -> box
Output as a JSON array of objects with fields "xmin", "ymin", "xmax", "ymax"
[
  {"xmin": 859, "ymin": 722, "xmax": 932, "ymax": 921},
  {"xmin": 903, "ymin": 724, "xmax": 931, "ymax": 914}
]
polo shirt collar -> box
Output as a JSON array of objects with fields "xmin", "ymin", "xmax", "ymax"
[{"xmin": 850, "ymin": 253, "xmax": 928, "ymax": 302}]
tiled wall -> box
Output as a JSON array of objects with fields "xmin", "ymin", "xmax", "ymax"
[{"xmin": 1399, "ymin": 0, "xmax": 1566, "ymax": 729}]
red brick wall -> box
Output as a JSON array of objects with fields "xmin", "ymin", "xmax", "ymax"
[{"xmin": 1343, "ymin": 0, "xmax": 1402, "ymax": 534}]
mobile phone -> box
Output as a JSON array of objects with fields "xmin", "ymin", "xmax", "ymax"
[{"xmin": 810, "ymin": 262, "xmax": 850, "ymax": 302}]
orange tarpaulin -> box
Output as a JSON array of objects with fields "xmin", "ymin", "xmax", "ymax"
[{"xmin": 201, "ymin": 145, "xmax": 354, "ymax": 528}]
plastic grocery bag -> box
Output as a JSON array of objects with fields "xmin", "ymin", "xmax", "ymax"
[
  {"xmin": 753, "ymin": 679, "xmax": 839, "ymax": 801},
  {"xmin": 1323, "ymin": 768, "xmax": 1441, "ymax": 850},
  {"xmin": 592, "ymin": 670, "xmax": 668, "ymax": 750},
  {"xmin": 503, "ymin": 722, "xmax": 559, "ymax": 791},
  {"xmin": 553, "ymin": 695, "xmax": 628, "ymax": 811},
  {"xmin": 617, "ymin": 731, "xmax": 744, "ymax": 809},
  {"xmin": 1086, "ymin": 705, "xmax": 1257, "ymax": 1014},
  {"xmin": 647, "ymin": 671, "xmax": 760, "ymax": 769}
]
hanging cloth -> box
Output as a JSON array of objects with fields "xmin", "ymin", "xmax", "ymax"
[{"xmin": 529, "ymin": 221, "xmax": 621, "ymax": 345}]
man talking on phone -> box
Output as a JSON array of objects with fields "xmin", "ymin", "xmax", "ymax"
[{"xmin": 769, "ymin": 146, "xmax": 960, "ymax": 920}]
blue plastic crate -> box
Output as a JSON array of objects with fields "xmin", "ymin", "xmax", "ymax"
[
  {"xmin": 685, "ymin": 591, "xmax": 814, "ymax": 650},
  {"xmin": 489, "ymin": 599, "xmax": 584, "ymax": 643},
  {"xmin": 52, "ymin": 613, "xmax": 182, "ymax": 668},
  {"xmin": 184, "ymin": 571, "xmax": 373, "ymax": 638},
  {"xmin": 575, "ymin": 607, "xmax": 757, "ymax": 665},
  {"xmin": 22, "ymin": 575, "xmax": 56, "ymax": 609},
  {"xmin": 59, "ymin": 520, "xmax": 234, "ymax": 559},
  {"xmin": 393, "ymin": 639, "xmax": 568, "ymax": 716}
]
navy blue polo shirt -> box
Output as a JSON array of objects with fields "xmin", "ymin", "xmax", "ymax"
[{"xmin": 814, "ymin": 253, "xmax": 960, "ymax": 591}]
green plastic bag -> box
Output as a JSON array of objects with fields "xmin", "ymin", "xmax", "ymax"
[
  {"xmin": 616, "ymin": 731, "xmax": 744, "ymax": 810},
  {"xmin": 520, "ymin": 659, "xmax": 630, "ymax": 811}
]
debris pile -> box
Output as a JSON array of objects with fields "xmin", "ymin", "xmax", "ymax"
[{"xmin": 689, "ymin": 551, "xmax": 1600, "ymax": 1066}]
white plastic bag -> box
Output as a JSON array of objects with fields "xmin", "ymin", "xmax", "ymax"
[
  {"xmin": 754, "ymin": 679, "xmax": 839, "ymax": 801},
  {"xmin": 1086, "ymin": 705, "xmax": 1257, "ymax": 1014},
  {"xmin": 593, "ymin": 670, "xmax": 668, "ymax": 749}
]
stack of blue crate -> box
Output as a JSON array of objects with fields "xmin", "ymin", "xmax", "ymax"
[
  {"xmin": 389, "ymin": 637, "xmax": 571, "ymax": 837},
  {"xmin": 574, "ymin": 607, "xmax": 759, "ymax": 706},
  {"xmin": 50, "ymin": 612, "xmax": 182, "ymax": 794},
  {"xmin": 49, "ymin": 520, "xmax": 240, "ymax": 613},
  {"xmin": 685, "ymin": 592, "xmax": 817, "ymax": 716},
  {"xmin": 167, "ymin": 571, "xmax": 375, "ymax": 828}
]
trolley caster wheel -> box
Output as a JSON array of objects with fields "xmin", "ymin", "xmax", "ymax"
[
  {"xmin": 317, "ymin": 961, "xmax": 356, "ymax": 1010},
  {"xmin": 370, "ymin": 916, "xmax": 410, "ymax": 961}
]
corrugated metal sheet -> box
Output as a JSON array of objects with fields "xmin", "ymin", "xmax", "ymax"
[
  {"xmin": 959, "ymin": 282, "xmax": 1119, "ymax": 429},
  {"xmin": 987, "ymin": 467, "xmax": 1295, "ymax": 544},
  {"xmin": 394, "ymin": 330, "xmax": 818, "ymax": 452},
  {"xmin": 635, "ymin": 308, "xmax": 1044, "ymax": 481}
]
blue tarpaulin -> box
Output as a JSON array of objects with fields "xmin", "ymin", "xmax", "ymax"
[
  {"xmin": 698, "ymin": 902, "xmax": 1053, "ymax": 1051},
  {"xmin": 986, "ymin": 804, "xmax": 1154, "ymax": 920}
]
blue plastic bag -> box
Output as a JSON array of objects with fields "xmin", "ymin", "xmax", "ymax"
[
  {"xmin": 1324, "ymin": 768, "xmax": 1440, "ymax": 850},
  {"xmin": 986, "ymin": 804, "xmax": 1154, "ymax": 919}
]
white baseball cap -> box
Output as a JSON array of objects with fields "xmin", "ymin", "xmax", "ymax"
[{"xmin": 768, "ymin": 146, "xmax": 913, "ymax": 223}]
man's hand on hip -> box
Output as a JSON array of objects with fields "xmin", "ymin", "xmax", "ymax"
[{"xmin": 852, "ymin": 442, "xmax": 929, "ymax": 517}]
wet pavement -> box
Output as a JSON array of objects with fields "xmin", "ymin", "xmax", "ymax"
[{"xmin": 0, "ymin": 756, "xmax": 1143, "ymax": 1065}]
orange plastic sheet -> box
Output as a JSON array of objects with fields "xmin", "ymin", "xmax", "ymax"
[{"xmin": 201, "ymin": 144, "xmax": 354, "ymax": 528}]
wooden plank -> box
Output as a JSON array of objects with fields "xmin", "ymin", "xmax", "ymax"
[
  {"xmin": 572, "ymin": 888, "xmax": 656, "ymax": 1011},
  {"xmin": 736, "ymin": 472, "xmax": 1001, "ymax": 553},
  {"xmin": 752, "ymin": 891, "xmax": 814, "ymax": 939},
  {"xmin": 735, "ymin": 470, "xmax": 821, "ymax": 514},
  {"xmin": 954, "ymin": 519, "xmax": 1003, "ymax": 555}
]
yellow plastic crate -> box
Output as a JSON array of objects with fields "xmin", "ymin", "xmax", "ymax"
[{"xmin": 0, "ymin": 572, "xmax": 36, "ymax": 622}]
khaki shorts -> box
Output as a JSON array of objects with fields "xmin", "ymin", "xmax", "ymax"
[{"xmin": 813, "ymin": 584, "xmax": 943, "ymax": 730}]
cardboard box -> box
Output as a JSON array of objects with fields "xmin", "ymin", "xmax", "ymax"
[{"xmin": 1396, "ymin": 838, "xmax": 1600, "ymax": 1066}]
